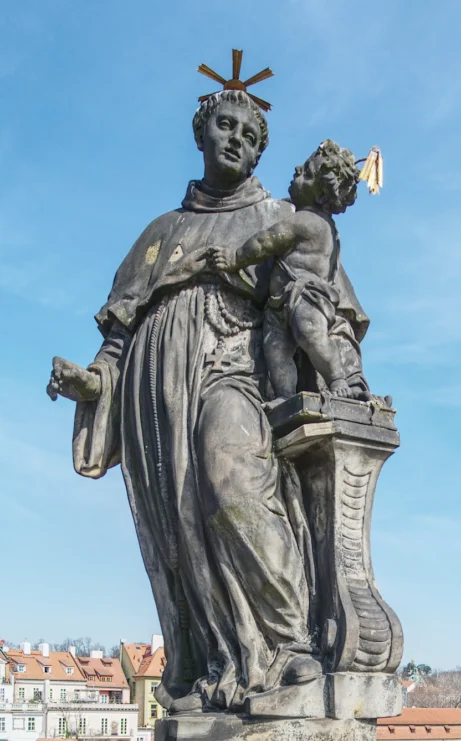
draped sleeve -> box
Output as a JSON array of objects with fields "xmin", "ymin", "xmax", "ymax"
[{"xmin": 73, "ymin": 322, "xmax": 132, "ymax": 479}]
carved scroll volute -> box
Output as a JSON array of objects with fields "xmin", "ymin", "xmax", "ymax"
[{"xmin": 299, "ymin": 429, "xmax": 403, "ymax": 674}]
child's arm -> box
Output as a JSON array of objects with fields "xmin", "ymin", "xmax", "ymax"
[{"xmin": 209, "ymin": 217, "xmax": 299, "ymax": 273}]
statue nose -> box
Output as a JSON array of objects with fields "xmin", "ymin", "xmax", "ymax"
[{"xmin": 229, "ymin": 132, "xmax": 242, "ymax": 148}]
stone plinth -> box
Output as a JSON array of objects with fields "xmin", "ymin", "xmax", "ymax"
[
  {"xmin": 156, "ymin": 715, "xmax": 377, "ymax": 741},
  {"xmin": 243, "ymin": 673, "xmax": 401, "ymax": 720}
]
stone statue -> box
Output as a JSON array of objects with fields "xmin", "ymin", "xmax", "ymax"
[
  {"xmin": 47, "ymin": 53, "xmax": 403, "ymax": 741},
  {"xmin": 208, "ymin": 140, "xmax": 367, "ymax": 404}
]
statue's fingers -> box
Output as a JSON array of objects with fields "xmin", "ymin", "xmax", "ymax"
[{"xmin": 46, "ymin": 381, "xmax": 58, "ymax": 401}]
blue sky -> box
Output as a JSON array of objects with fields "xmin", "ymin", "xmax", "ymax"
[{"xmin": 1, "ymin": 0, "xmax": 460, "ymax": 669}]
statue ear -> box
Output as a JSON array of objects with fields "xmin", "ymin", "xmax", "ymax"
[{"xmin": 194, "ymin": 131, "xmax": 204, "ymax": 152}]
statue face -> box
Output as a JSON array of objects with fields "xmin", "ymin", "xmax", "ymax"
[
  {"xmin": 288, "ymin": 165, "xmax": 315, "ymax": 209},
  {"xmin": 202, "ymin": 102, "xmax": 261, "ymax": 186}
]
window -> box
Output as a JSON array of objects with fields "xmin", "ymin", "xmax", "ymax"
[
  {"xmin": 150, "ymin": 682, "xmax": 158, "ymax": 693},
  {"xmin": 65, "ymin": 667, "xmax": 73, "ymax": 675},
  {"xmin": 120, "ymin": 719, "xmax": 127, "ymax": 735},
  {"xmin": 28, "ymin": 718, "xmax": 35, "ymax": 731},
  {"xmin": 43, "ymin": 666, "xmax": 51, "ymax": 674},
  {"xmin": 100, "ymin": 694, "xmax": 108, "ymax": 704},
  {"xmin": 13, "ymin": 718, "xmax": 25, "ymax": 730},
  {"xmin": 60, "ymin": 689, "xmax": 66, "ymax": 701},
  {"xmin": 33, "ymin": 688, "xmax": 41, "ymax": 700},
  {"xmin": 0, "ymin": 718, "xmax": 5, "ymax": 732},
  {"xmin": 58, "ymin": 717, "xmax": 67, "ymax": 737},
  {"xmin": 101, "ymin": 718, "xmax": 108, "ymax": 735},
  {"xmin": 18, "ymin": 688, "xmax": 25, "ymax": 700},
  {"xmin": 74, "ymin": 691, "xmax": 80, "ymax": 701},
  {"xmin": 0, "ymin": 689, "xmax": 4, "ymax": 701},
  {"xmin": 150, "ymin": 704, "xmax": 157, "ymax": 719},
  {"xmin": 162, "ymin": 709, "xmax": 168, "ymax": 718},
  {"xmin": 16, "ymin": 664, "xmax": 26, "ymax": 673},
  {"xmin": 49, "ymin": 689, "xmax": 53, "ymax": 700},
  {"xmin": 79, "ymin": 718, "xmax": 86, "ymax": 735}
]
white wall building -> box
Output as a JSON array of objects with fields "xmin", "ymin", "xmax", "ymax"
[
  {"xmin": 45, "ymin": 703, "xmax": 138, "ymax": 739},
  {"xmin": 0, "ymin": 644, "xmax": 139, "ymax": 741},
  {"xmin": 0, "ymin": 647, "xmax": 14, "ymax": 706},
  {"xmin": 0, "ymin": 702, "xmax": 44, "ymax": 741}
]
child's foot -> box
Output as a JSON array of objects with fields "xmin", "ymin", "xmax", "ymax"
[{"xmin": 330, "ymin": 379, "xmax": 352, "ymax": 398}]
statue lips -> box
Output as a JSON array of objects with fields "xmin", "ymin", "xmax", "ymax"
[{"xmin": 223, "ymin": 147, "xmax": 241, "ymax": 163}]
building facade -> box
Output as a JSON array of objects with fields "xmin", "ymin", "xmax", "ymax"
[
  {"xmin": 119, "ymin": 638, "xmax": 165, "ymax": 726},
  {"xmin": 0, "ymin": 643, "xmax": 139, "ymax": 741}
]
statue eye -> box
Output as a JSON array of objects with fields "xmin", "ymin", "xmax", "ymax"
[
  {"xmin": 245, "ymin": 132, "xmax": 256, "ymax": 146},
  {"xmin": 218, "ymin": 118, "xmax": 231, "ymax": 130}
]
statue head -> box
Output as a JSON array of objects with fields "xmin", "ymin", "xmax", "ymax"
[
  {"xmin": 193, "ymin": 90, "xmax": 269, "ymax": 189},
  {"xmin": 289, "ymin": 140, "xmax": 360, "ymax": 214}
]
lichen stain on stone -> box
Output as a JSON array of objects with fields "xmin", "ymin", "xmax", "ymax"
[{"xmin": 145, "ymin": 241, "xmax": 161, "ymax": 264}]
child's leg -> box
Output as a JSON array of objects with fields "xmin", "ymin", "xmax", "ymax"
[
  {"xmin": 289, "ymin": 300, "xmax": 351, "ymax": 398},
  {"xmin": 263, "ymin": 309, "xmax": 298, "ymax": 400}
]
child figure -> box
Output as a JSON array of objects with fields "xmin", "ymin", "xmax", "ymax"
[{"xmin": 208, "ymin": 140, "xmax": 361, "ymax": 404}]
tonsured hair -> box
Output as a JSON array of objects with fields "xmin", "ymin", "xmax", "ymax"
[
  {"xmin": 192, "ymin": 90, "xmax": 269, "ymax": 165},
  {"xmin": 304, "ymin": 140, "xmax": 361, "ymax": 214}
]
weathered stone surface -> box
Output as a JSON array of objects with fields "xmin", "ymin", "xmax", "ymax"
[
  {"xmin": 242, "ymin": 672, "xmax": 401, "ymax": 721},
  {"xmin": 156, "ymin": 715, "xmax": 377, "ymax": 741},
  {"xmin": 328, "ymin": 673, "xmax": 402, "ymax": 720},
  {"xmin": 274, "ymin": 416, "xmax": 404, "ymax": 676},
  {"xmin": 244, "ymin": 677, "xmax": 326, "ymax": 718},
  {"xmin": 268, "ymin": 392, "xmax": 397, "ymax": 440}
]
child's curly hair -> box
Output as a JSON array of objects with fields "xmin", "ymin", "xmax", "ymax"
[{"xmin": 303, "ymin": 140, "xmax": 360, "ymax": 214}]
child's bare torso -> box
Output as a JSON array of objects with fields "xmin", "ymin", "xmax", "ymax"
[{"xmin": 269, "ymin": 209, "xmax": 339, "ymax": 298}]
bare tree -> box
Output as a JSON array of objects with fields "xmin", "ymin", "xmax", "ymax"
[
  {"xmin": 409, "ymin": 669, "xmax": 461, "ymax": 708},
  {"xmin": 108, "ymin": 644, "xmax": 120, "ymax": 659}
]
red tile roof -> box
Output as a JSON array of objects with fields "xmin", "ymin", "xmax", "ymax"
[
  {"xmin": 134, "ymin": 647, "xmax": 165, "ymax": 678},
  {"xmin": 378, "ymin": 709, "xmax": 461, "ymax": 740},
  {"xmin": 76, "ymin": 656, "xmax": 129, "ymax": 689},
  {"xmin": 122, "ymin": 644, "xmax": 150, "ymax": 674},
  {"xmin": 8, "ymin": 650, "xmax": 86, "ymax": 682}
]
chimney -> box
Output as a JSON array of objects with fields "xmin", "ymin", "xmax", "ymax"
[
  {"xmin": 151, "ymin": 635, "xmax": 163, "ymax": 654},
  {"xmin": 39, "ymin": 643, "xmax": 49, "ymax": 658},
  {"xmin": 90, "ymin": 650, "xmax": 104, "ymax": 659},
  {"xmin": 20, "ymin": 642, "xmax": 31, "ymax": 655},
  {"xmin": 69, "ymin": 646, "xmax": 76, "ymax": 658}
]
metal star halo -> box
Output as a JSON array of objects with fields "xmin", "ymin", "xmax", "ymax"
[{"xmin": 197, "ymin": 49, "xmax": 274, "ymax": 112}]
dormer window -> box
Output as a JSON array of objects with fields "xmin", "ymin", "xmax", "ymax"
[
  {"xmin": 43, "ymin": 666, "xmax": 51, "ymax": 674},
  {"xmin": 65, "ymin": 667, "xmax": 73, "ymax": 675},
  {"xmin": 16, "ymin": 665, "xmax": 26, "ymax": 672}
]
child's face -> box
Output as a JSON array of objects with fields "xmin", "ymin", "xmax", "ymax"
[{"xmin": 288, "ymin": 165, "xmax": 314, "ymax": 208}]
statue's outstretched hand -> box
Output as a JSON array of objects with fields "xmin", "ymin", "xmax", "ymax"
[
  {"xmin": 208, "ymin": 246, "xmax": 239, "ymax": 273},
  {"xmin": 47, "ymin": 357, "xmax": 101, "ymax": 403}
]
